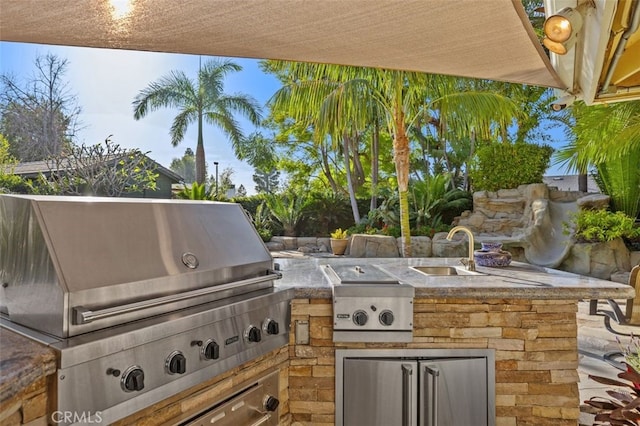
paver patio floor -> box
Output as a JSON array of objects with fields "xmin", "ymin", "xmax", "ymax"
[{"xmin": 578, "ymin": 299, "xmax": 638, "ymax": 425}]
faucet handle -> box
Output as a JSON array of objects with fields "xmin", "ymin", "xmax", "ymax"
[
  {"xmin": 459, "ymin": 258, "xmax": 477, "ymax": 271},
  {"xmin": 467, "ymin": 259, "xmax": 476, "ymax": 272}
]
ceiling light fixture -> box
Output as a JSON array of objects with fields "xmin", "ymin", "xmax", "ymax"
[{"xmin": 542, "ymin": 6, "xmax": 587, "ymax": 55}]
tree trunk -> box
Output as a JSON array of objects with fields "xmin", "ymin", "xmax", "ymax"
[
  {"xmin": 393, "ymin": 113, "xmax": 412, "ymax": 258},
  {"xmin": 196, "ymin": 116, "xmax": 206, "ymax": 184},
  {"xmin": 320, "ymin": 142, "xmax": 340, "ymax": 194},
  {"xmin": 370, "ymin": 120, "xmax": 380, "ymax": 211},
  {"xmin": 350, "ymin": 133, "xmax": 365, "ymax": 187},
  {"xmin": 579, "ymin": 173, "xmax": 588, "ymax": 192},
  {"xmin": 343, "ymin": 133, "xmax": 361, "ymax": 224},
  {"xmin": 463, "ymin": 129, "xmax": 476, "ymax": 192}
]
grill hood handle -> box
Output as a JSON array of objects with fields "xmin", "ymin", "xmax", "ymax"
[{"xmin": 73, "ymin": 271, "xmax": 281, "ymax": 325}]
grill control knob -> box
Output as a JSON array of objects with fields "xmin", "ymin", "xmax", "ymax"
[
  {"xmin": 352, "ymin": 310, "xmax": 368, "ymax": 326},
  {"xmin": 202, "ymin": 340, "xmax": 220, "ymax": 360},
  {"xmin": 166, "ymin": 351, "xmax": 187, "ymax": 374},
  {"xmin": 379, "ymin": 310, "xmax": 395, "ymax": 326},
  {"xmin": 264, "ymin": 395, "xmax": 280, "ymax": 412},
  {"xmin": 263, "ymin": 318, "xmax": 280, "ymax": 335},
  {"xmin": 121, "ymin": 366, "xmax": 145, "ymax": 392},
  {"xmin": 245, "ymin": 325, "xmax": 262, "ymax": 343}
]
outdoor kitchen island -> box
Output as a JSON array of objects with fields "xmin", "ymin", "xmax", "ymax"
[
  {"xmin": 275, "ymin": 257, "xmax": 634, "ymax": 426},
  {"xmin": 0, "ymin": 257, "xmax": 633, "ymax": 426}
]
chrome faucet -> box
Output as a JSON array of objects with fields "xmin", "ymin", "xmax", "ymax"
[{"xmin": 446, "ymin": 226, "xmax": 476, "ymax": 271}]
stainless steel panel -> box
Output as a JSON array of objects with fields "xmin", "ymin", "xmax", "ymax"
[
  {"xmin": 420, "ymin": 358, "xmax": 488, "ymax": 426},
  {"xmin": 343, "ymin": 358, "xmax": 417, "ymax": 426},
  {"xmin": 328, "ymin": 263, "xmax": 414, "ymax": 341},
  {"xmin": 51, "ymin": 289, "xmax": 292, "ymax": 425},
  {"xmin": 0, "ymin": 195, "xmax": 67, "ymax": 336},
  {"xmin": 331, "ymin": 283, "xmax": 414, "ymax": 298},
  {"xmin": 332, "ymin": 330, "xmax": 413, "ymax": 342},
  {"xmin": 180, "ymin": 370, "xmax": 279, "ymax": 426},
  {"xmin": 324, "ymin": 264, "xmax": 400, "ymax": 284},
  {"xmin": 332, "ymin": 294, "xmax": 413, "ymax": 332},
  {"xmin": 335, "ymin": 349, "xmax": 496, "ymax": 426},
  {"xmin": 32, "ymin": 197, "xmax": 271, "ymax": 292},
  {"xmin": 66, "ymin": 264, "xmax": 274, "ymax": 337}
]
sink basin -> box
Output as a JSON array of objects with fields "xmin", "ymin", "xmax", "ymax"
[{"xmin": 411, "ymin": 266, "xmax": 485, "ymax": 276}]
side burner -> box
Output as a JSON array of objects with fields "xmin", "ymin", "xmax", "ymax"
[
  {"xmin": 323, "ymin": 264, "xmax": 414, "ymax": 343},
  {"xmin": 323, "ymin": 264, "xmax": 400, "ymax": 285}
]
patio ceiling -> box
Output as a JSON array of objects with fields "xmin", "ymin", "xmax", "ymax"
[{"xmin": 0, "ymin": 0, "xmax": 565, "ymax": 89}]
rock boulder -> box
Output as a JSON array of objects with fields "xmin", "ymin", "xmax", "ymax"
[{"xmin": 349, "ymin": 234, "xmax": 399, "ymax": 258}]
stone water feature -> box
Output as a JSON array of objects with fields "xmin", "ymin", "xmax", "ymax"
[
  {"xmin": 266, "ymin": 183, "xmax": 638, "ymax": 281},
  {"xmin": 451, "ymin": 183, "xmax": 636, "ymax": 281}
]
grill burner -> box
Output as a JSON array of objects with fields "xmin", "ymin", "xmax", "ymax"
[
  {"xmin": 323, "ymin": 264, "xmax": 414, "ymax": 342},
  {"xmin": 0, "ymin": 195, "xmax": 292, "ymax": 425}
]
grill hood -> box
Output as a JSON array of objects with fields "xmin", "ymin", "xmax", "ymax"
[{"xmin": 0, "ymin": 195, "xmax": 276, "ymax": 338}]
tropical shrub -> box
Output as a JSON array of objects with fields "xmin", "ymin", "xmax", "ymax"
[
  {"xmin": 0, "ymin": 135, "xmax": 22, "ymax": 193},
  {"xmin": 175, "ymin": 182, "xmax": 213, "ymax": 200},
  {"xmin": 233, "ymin": 195, "xmax": 267, "ymax": 218},
  {"xmin": 411, "ymin": 173, "xmax": 472, "ymax": 229},
  {"xmin": 264, "ymin": 193, "xmax": 309, "ymax": 237},
  {"xmin": 247, "ymin": 202, "xmax": 273, "ymax": 242},
  {"xmin": 300, "ymin": 192, "xmax": 352, "ymax": 236},
  {"xmin": 584, "ymin": 365, "xmax": 640, "ymax": 425},
  {"xmin": 470, "ymin": 142, "xmax": 553, "ymax": 191},
  {"xmin": 593, "ymin": 148, "xmax": 640, "ymax": 220},
  {"xmin": 584, "ymin": 336, "xmax": 640, "ymax": 425},
  {"xmin": 564, "ymin": 209, "xmax": 640, "ymax": 243},
  {"xmin": 370, "ymin": 191, "xmax": 401, "ymax": 229},
  {"xmin": 554, "ymin": 101, "xmax": 640, "ymax": 220},
  {"xmin": 0, "ymin": 173, "xmax": 26, "ymax": 193}
]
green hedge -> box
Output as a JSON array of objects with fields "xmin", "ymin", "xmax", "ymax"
[
  {"xmin": 564, "ymin": 209, "xmax": 640, "ymax": 243},
  {"xmin": 470, "ymin": 142, "xmax": 553, "ymax": 192}
]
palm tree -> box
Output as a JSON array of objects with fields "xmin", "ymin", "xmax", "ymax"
[
  {"xmin": 555, "ymin": 100, "xmax": 640, "ymax": 218},
  {"xmin": 268, "ymin": 62, "xmax": 518, "ymax": 256},
  {"xmin": 132, "ymin": 59, "xmax": 262, "ymax": 184}
]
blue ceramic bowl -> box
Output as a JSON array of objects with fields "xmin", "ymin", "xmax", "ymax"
[{"xmin": 474, "ymin": 249, "xmax": 512, "ymax": 267}]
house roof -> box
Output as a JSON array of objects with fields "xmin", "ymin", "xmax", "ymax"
[
  {"xmin": 0, "ymin": 0, "xmax": 564, "ymax": 88},
  {"xmin": 13, "ymin": 156, "xmax": 184, "ymax": 183},
  {"xmin": 542, "ymin": 174, "xmax": 600, "ymax": 193}
]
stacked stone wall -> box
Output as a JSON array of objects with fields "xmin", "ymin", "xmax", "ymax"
[
  {"xmin": 0, "ymin": 375, "xmax": 54, "ymax": 425},
  {"xmin": 289, "ymin": 297, "xmax": 580, "ymax": 426}
]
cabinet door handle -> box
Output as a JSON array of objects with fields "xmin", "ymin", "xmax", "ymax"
[
  {"xmin": 402, "ymin": 364, "xmax": 413, "ymax": 426},
  {"xmin": 424, "ymin": 365, "xmax": 440, "ymax": 426}
]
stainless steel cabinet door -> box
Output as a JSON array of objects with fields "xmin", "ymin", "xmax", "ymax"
[
  {"xmin": 420, "ymin": 358, "xmax": 488, "ymax": 426},
  {"xmin": 343, "ymin": 359, "xmax": 418, "ymax": 426}
]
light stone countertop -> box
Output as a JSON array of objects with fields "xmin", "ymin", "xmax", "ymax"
[
  {"xmin": 274, "ymin": 257, "xmax": 635, "ymax": 300},
  {"xmin": 0, "ymin": 327, "xmax": 57, "ymax": 406}
]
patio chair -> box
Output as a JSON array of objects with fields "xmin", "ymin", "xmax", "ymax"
[{"xmin": 590, "ymin": 265, "xmax": 640, "ymax": 337}]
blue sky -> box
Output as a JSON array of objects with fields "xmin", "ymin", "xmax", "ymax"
[
  {"xmin": 0, "ymin": 41, "xmax": 281, "ymax": 194},
  {"xmin": 1, "ymin": 41, "xmax": 570, "ymax": 195}
]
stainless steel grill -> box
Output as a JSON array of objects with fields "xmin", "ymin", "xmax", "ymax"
[{"xmin": 0, "ymin": 195, "xmax": 292, "ymax": 425}]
